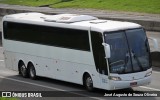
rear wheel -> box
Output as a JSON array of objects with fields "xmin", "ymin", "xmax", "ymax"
[
  {"xmin": 28, "ymin": 63, "xmax": 36, "ymax": 80},
  {"xmin": 19, "ymin": 62, "xmax": 28, "ymax": 78},
  {"xmin": 84, "ymin": 74, "xmax": 94, "ymax": 91}
]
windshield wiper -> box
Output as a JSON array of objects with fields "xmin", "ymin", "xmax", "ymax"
[
  {"xmin": 122, "ymin": 52, "xmax": 129, "ymax": 74},
  {"xmin": 132, "ymin": 51, "xmax": 144, "ymax": 71}
]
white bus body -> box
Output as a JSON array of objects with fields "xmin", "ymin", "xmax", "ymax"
[{"xmin": 2, "ymin": 13, "xmax": 152, "ymax": 91}]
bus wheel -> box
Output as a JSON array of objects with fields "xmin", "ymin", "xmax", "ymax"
[
  {"xmin": 19, "ymin": 62, "xmax": 28, "ymax": 78},
  {"xmin": 84, "ymin": 74, "xmax": 94, "ymax": 91},
  {"xmin": 28, "ymin": 63, "xmax": 36, "ymax": 80}
]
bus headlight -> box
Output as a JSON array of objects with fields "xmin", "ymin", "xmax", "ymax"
[
  {"xmin": 109, "ymin": 76, "xmax": 121, "ymax": 81},
  {"xmin": 145, "ymin": 71, "xmax": 152, "ymax": 77}
]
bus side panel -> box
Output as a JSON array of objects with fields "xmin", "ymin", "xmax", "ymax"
[
  {"xmin": 33, "ymin": 56, "xmax": 58, "ymax": 79},
  {"xmin": 55, "ymin": 60, "xmax": 95, "ymax": 84},
  {"xmin": 4, "ymin": 51, "xmax": 14, "ymax": 70},
  {"xmin": 4, "ymin": 50, "xmax": 106, "ymax": 89}
]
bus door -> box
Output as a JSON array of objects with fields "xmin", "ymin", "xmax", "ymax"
[{"xmin": 91, "ymin": 31, "xmax": 109, "ymax": 87}]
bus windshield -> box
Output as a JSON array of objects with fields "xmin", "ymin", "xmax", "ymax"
[{"xmin": 104, "ymin": 28, "xmax": 150, "ymax": 74}]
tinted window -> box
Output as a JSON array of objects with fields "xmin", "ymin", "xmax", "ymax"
[
  {"xmin": 91, "ymin": 31, "xmax": 108, "ymax": 75},
  {"xmin": 3, "ymin": 22, "xmax": 90, "ymax": 51}
]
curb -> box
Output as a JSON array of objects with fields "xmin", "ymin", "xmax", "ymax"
[
  {"xmin": 101, "ymin": 18, "xmax": 160, "ymax": 32},
  {"xmin": 0, "ymin": 6, "xmax": 160, "ymax": 32},
  {"xmin": 0, "ymin": 8, "xmax": 28, "ymax": 16}
]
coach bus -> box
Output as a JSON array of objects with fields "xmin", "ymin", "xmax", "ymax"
[{"xmin": 2, "ymin": 13, "xmax": 158, "ymax": 91}]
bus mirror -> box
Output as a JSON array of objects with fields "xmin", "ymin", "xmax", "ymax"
[
  {"xmin": 102, "ymin": 43, "xmax": 111, "ymax": 58},
  {"xmin": 148, "ymin": 37, "xmax": 159, "ymax": 51}
]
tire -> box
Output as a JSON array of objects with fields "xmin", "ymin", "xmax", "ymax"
[
  {"xmin": 19, "ymin": 62, "xmax": 28, "ymax": 78},
  {"xmin": 28, "ymin": 63, "xmax": 36, "ymax": 80},
  {"xmin": 84, "ymin": 74, "xmax": 94, "ymax": 91}
]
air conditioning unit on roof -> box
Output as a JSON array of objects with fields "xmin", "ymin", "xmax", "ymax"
[{"xmin": 43, "ymin": 14, "xmax": 98, "ymax": 23}]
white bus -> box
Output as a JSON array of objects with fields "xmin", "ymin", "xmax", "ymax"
[{"xmin": 2, "ymin": 13, "xmax": 156, "ymax": 91}]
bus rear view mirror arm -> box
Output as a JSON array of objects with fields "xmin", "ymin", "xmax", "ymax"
[
  {"xmin": 148, "ymin": 37, "xmax": 159, "ymax": 51},
  {"xmin": 102, "ymin": 43, "xmax": 111, "ymax": 58}
]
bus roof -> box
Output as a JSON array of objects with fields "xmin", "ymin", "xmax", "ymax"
[{"xmin": 3, "ymin": 12, "xmax": 141, "ymax": 33}]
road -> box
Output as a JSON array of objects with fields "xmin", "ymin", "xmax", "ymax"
[{"xmin": 147, "ymin": 31, "xmax": 160, "ymax": 52}]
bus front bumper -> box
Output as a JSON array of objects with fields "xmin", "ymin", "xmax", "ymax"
[{"xmin": 108, "ymin": 76, "xmax": 151, "ymax": 90}]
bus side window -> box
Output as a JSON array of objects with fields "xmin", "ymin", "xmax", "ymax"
[
  {"xmin": 91, "ymin": 31, "xmax": 108, "ymax": 75},
  {"xmin": 3, "ymin": 21, "xmax": 8, "ymax": 39}
]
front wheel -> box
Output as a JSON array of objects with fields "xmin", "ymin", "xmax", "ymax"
[
  {"xmin": 28, "ymin": 63, "xmax": 36, "ymax": 80},
  {"xmin": 84, "ymin": 74, "xmax": 94, "ymax": 91}
]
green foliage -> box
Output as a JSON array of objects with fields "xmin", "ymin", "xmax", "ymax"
[
  {"xmin": 0, "ymin": 0, "xmax": 160, "ymax": 14},
  {"xmin": 0, "ymin": 97, "xmax": 19, "ymax": 100}
]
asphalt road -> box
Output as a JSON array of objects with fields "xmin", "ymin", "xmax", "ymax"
[{"xmin": 147, "ymin": 31, "xmax": 160, "ymax": 52}]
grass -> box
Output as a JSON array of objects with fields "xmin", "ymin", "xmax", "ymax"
[
  {"xmin": 0, "ymin": 97, "xmax": 18, "ymax": 100},
  {"xmin": 0, "ymin": 0, "xmax": 160, "ymax": 14}
]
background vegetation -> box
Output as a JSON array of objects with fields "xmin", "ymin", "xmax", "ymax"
[
  {"xmin": 0, "ymin": 97, "xmax": 18, "ymax": 100},
  {"xmin": 0, "ymin": 0, "xmax": 160, "ymax": 14}
]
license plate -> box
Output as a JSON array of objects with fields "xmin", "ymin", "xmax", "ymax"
[{"xmin": 130, "ymin": 82, "xmax": 137, "ymax": 87}]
